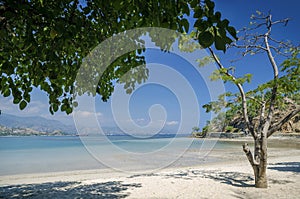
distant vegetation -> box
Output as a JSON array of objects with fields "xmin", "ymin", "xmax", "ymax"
[
  {"xmin": 0, "ymin": 125, "xmax": 68, "ymax": 136},
  {"xmin": 191, "ymin": 126, "xmax": 207, "ymax": 138}
]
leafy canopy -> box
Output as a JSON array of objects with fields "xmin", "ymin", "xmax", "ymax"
[
  {"xmin": 0, "ymin": 0, "xmax": 237, "ymax": 114},
  {"xmin": 202, "ymin": 48, "xmax": 300, "ymax": 132}
]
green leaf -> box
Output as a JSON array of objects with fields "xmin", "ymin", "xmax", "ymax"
[
  {"xmin": 3, "ymin": 88, "xmax": 11, "ymax": 97},
  {"xmin": 224, "ymin": 36, "xmax": 233, "ymax": 44},
  {"xmin": 137, "ymin": 48, "xmax": 142, "ymax": 54},
  {"xmin": 194, "ymin": 19, "xmax": 208, "ymax": 31},
  {"xmin": 214, "ymin": 36, "xmax": 226, "ymax": 52},
  {"xmin": 193, "ymin": 7, "xmax": 203, "ymax": 18},
  {"xmin": 190, "ymin": 0, "xmax": 198, "ymax": 8},
  {"xmin": 226, "ymin": 26, "xmax": 238, "ymax": 40},
  {"xmin": 210, "ymin": 69, "xmax": 222, "ymax": 81},
  {"xmin": 245, "ymin": 73, "xmax": 253, "ymax": 83},
  {"xmin": 49, "ymin": 106, "xmax": 54, "ymax": 115},
  {"xmin": 181, "ymin": 19, "xmax": 189, "ymax": 32},
  {"xmin": 13, "ymin": 97, "xmax": 21, "ymax": 104},
  {"xmin": 61, "ymin": 104, "xmax": 67, "ymax": 112},
  {"xmin": 205, "ymin": 0, "xmax": 215, "ymax": 9},
  {"xmin": 66, "ymin": 107, "xmax": 72, "ymax": 114},
  {"xmin": 198, "ymin": 31, "xmax": 214, "ymax": 48},
  {"xmin": 19, "ymin": 100, "xmax": 27, "ymax": 110},
  {"xmin": 219, "ymin": 19, "xmax": 229, "ymax": 28},
  {"xmin": 215, "ymin": 12, "xmax": 221, "ymax": 21},
  {"xmin": 197, "ymin": 56, "xmax": 214, "ymax": 67},
  {"xmin": 202, "ymin": 104, "xmax": 213, "ymax": 113},
  {"xmin": 72, "ymin": 101, "xmax": 78, "ymax": 107},
  {"xmin": 53, "ymin": 103, "xmax": 59, "ymax": 112},
  {"xmin": 50, "ymin": 29, "xmax": 58, "ymax": 39},
  {"xmin": 126, "ymin": 88, "xmax": 132, "ymax": 94}
]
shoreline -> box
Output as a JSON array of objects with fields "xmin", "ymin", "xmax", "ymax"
[
  {"xmin": 1, "ymin": 137, "xmax": 299, "ymax": 198},
  {"xmin": 192, "ymin": 132, "xmax": 300, "ymax": 139},
  {"xmin": 1, "ymin": 150, "xmax": 299, "ymax": 198},
  {"xmin": 1, "ymin": 137, "xmax": 299, "ymax": 183}
]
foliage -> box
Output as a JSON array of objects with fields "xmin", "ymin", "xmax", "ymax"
[
  {"xmin": 224, "ymin": 126, "xmax": 235, "ymax": 132},
  {"xmin": 191, "ymin": 126, "xmax": 207, "ymax": 138},
  {"xmin": 0, "ymin": 0, "xmax": 237, "ymax": 114},
  {"xmin": 192, "ymin": 126, "xmax": 200, "ymax": 132},
  {"xmin": 203, "ymin": 75, "xmax": 300, "ymax": 133},
  {"xmin": 202, "ymin": 43, "xmax": 299, "ymax": 133}
]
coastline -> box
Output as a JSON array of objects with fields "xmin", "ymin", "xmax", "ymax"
[{"xmin": 0, "ymin": 137, "xmax": 299, "ymax": 198}]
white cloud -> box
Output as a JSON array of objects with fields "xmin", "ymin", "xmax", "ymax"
[
  {"xmin": 166, "ymin": 121, "xmax": 179, "ymax": 126},
  {"xmin": 0, "ymin": 96, "xmax": 46, "ymax": 116},
  {"xmin": 75, "ymin": 110, "xmax": 102, "ymax": 117},
  {"xmin": 136, "ymin": 118, "xmax": 145, "ymax": 122},
  {"xmin": 25, "ymin": 101, "xmax": 47, "ymax": 114}
]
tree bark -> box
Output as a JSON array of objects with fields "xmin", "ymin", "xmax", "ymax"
[
  {"xmin": 254, "ymin": 164, "xmax": 268, "ymax": 188},
  {"xmin": 256, "ymin": 134, "xmax": 268, "ymax": 188},
  {"xmin": 243, "ymin": 136, "xmax": 268, "ymax": 188}
]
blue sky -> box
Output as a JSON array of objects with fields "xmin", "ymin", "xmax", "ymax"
[{"xmin": 1, "ymin": 0, "xmax": 299, "ymax": 134}]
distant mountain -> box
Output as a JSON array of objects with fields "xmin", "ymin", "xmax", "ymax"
[
  {"xmin": 0, "ymin": 113, "xmax": 182, "ymax": 136},
  {"xmin": 0, "ymin": 113, "xmax": 76, "ymax": 134}
]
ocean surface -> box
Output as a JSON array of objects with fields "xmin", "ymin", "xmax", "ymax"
[{"xmin": 0, "ymin": 135, "xmax": 241, "ymax": 175}]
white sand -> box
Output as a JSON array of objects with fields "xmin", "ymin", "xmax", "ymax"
[{"xmin": 1, "ymin": 141, "xmax": 299, "ymax": 198}]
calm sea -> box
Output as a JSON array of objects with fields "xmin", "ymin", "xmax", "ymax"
[{"xmin": 0, "ymin": 135, "xmax": 239, "ymax": 175}]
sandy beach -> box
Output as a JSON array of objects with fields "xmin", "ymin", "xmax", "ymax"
[{"xmin": 0, "ymin": 138, "xmax": 299, "ymax": 198}]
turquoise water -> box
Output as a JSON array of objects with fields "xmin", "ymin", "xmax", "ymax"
[{"xmin": 0, "ymin": 136, "xmax": 237, "ymax": 175}]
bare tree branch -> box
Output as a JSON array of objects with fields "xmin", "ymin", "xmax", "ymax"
[
  {"xmin": 243, "ymin": 143, "xmax": 259, "ymax": 166},
  {"xmin": 269, "ymin": 46, "xmax": 290, "ymax": 57},
  {"xmin": 271, "ymin": 18, "xmax": 290, "ymax": 26},
  {"xmin": 268, "ymin": 37, "xmax": 293, "ymax": 48},
  {"xmin": 233, "ymin": 44, "xmax": 267, "ymax": 51},
  {"xmin": 261, "ymin": 16, "xmax": 279, "ymax": 135},
  {"xmin": 208, "ymin": 47, "xmax": 256, "ymax": 138},
  {"xmin": 246, "ymin": 96, "xmax": 265, "ymax": 106},
  {"xmin": 233, "ymin": 44, "xmax": 267, "ymax": 57}
]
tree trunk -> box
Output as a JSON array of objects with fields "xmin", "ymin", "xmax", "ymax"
[
  {"xmin": 253, "ymin": 162, "xmax": 268, "ymax": 188},
  {"xmin": 254, "ymin": 136, "xmax": 268, "ymax": 188},
  {"xmin": 243, "ymin": 135, "xmax": 268, "ymax": 188}
]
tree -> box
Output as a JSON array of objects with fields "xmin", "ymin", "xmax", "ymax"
[
  {"xmin": 203, "ymin": 13, "xmax": 300, "ymax": 188},
  {"xmin": 191, "ymin": 126, "xmax": 208, "ymax": 138},
  {"xmin": 192, "ymin": 126, "xmax": 200, "ymax": 132},
  {"xmin": 0, "ymin": 0, "xmax": 237, "ymax": 114}
]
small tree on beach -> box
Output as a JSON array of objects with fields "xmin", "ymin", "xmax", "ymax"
[{"xmin": 202, "ymin": 13, "xmax": 300, "ymax": 188}]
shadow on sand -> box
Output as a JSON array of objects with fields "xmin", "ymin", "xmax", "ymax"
[
  {"xmin": 0, "ymin": 181, "xmax": 141, "ymax": 199},
  {"xmin": 268, "ymin": 162, "xmax": 300, "ymax": 173},
  {"xmin": 162, "ymin": 165, "xmax": 296, "ymax": 188},
  {"xmin": 202, "ymin": 171, "xmax": 254, "ymax": 187},
  {"xmin": 162, "ymin": 170, "xmax": 255, "ymax": 187}
]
